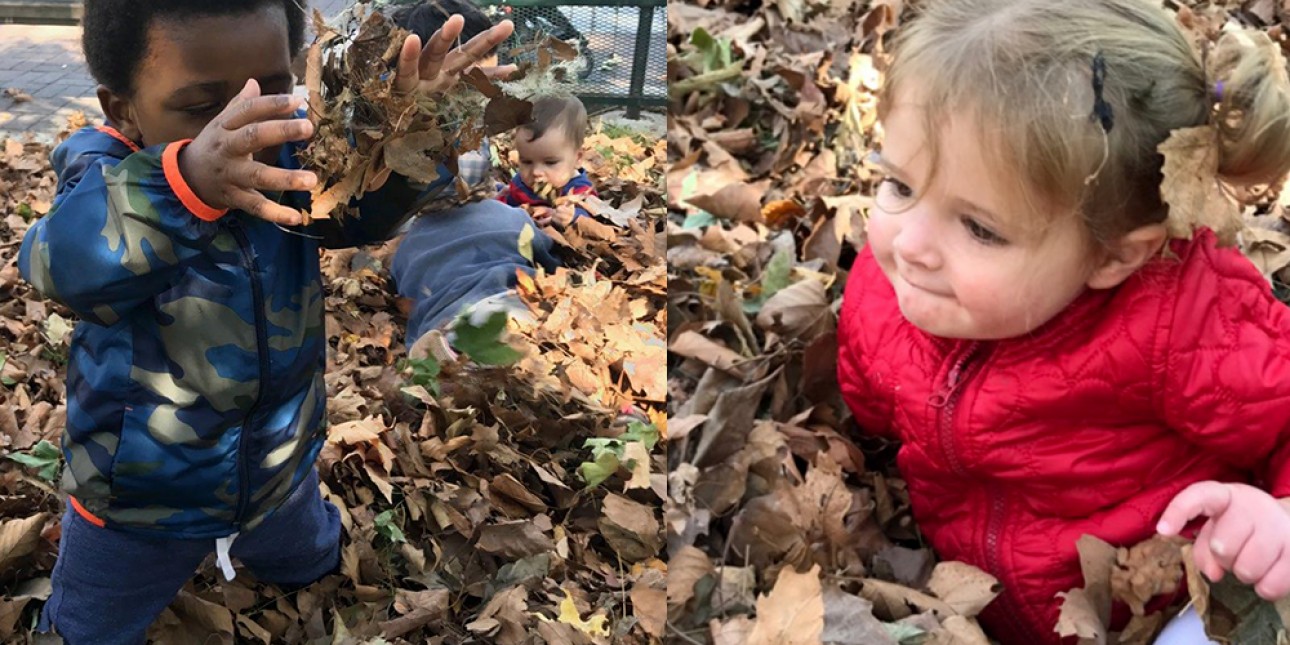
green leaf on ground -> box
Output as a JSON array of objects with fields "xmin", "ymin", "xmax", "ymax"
[
  {"xmin": 374, "ymin": 509, "xmax": 406, "ymax": 543},
  {"xmin": 404, "ymin": 356, "xmax": 441, "ymax": 396},
  {"xmin": 577, "ymin": 423, "xmax": 660, "ymax": 489},
  {"xmin": 6, "ymin": 440, "xmax": 61, "ymax": 481},
  {"xmin": 578, "ymin": 445, "xmax": 622, "ymax": 489}
]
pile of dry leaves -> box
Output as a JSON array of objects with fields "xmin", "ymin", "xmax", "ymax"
[
  {"xmin": 0, "ymin": 80, "xmax": 667, "ymax": 643},
  {"xmin": 667, "ymin": 0, "xmax": 1290, "ymax": 643}
]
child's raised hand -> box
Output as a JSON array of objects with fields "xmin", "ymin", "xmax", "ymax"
[
  {"xmin": 530, "ymin": 206, "xmax": 555, "ymax": 227},
  {"xmin": 1157, "ymin": 481, "xmax": 1290, "ymax": 600},
  {"xmin": 178, "ymin": 79, "xmax": 317, "ymax": 226},
  {"xmin": 550, "ymin": 203, "xmax": 576, "ymax": 229},
  {"xmin": 531, "ymin": 205, "xmax": 576, "ymax": 230},
  {"xmin": 392, "ymin": 15, "xmax": 516, "ymax": 95}
]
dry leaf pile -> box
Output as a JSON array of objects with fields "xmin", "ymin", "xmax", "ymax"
[
  {"xmin": 668, "ymin": 0, "xmax": 1290, "ymax": 643},
  {"xmin": 1, "ymin": 97, "xmax": 666, "ymax": 642},
  {"xmin": 300, "ymin": 4, "xmax": 492, "ymax": 222}
]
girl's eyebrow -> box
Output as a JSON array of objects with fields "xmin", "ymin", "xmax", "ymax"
[{"xmin": 951, "ymin": 196, "xmax": 1007, "ymax": 229}]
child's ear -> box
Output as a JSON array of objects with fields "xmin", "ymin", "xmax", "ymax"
[
  {"xmin": 97, "ymin": 85, "xmax": 141, "ymax": 142},
  {"xmin": 1086, "ymin": 223, "xmax": 1168, "ymax": 290}
]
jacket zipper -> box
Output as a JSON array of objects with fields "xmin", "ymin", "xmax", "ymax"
[
  {"xmin": 930, "ymin": 343, "xmax": 1038, "ymax": 643},
  {"xmin": 984, "ymin": 490, "xmax": 1018, "ymax": 633},
  {"xmin": 226, "ymin": 219, "xmax": 270, "ymax": 526}
]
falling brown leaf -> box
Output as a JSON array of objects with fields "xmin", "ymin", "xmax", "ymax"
[
  {"xmin": 485, "ymin": 95, "xmax": 534, "ymax": 136},
  {"xmin": 382, "ymin": 130, "xmax": 445, "ymax": 183}
]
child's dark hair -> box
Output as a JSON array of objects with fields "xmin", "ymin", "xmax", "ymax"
[
  {"xmin": 82, "ymin": 0, "xmax": 307, "ymax": 95},
  {"xmin": 392, "ymin": 0, "xmax": 494, "ymax": 44},
  {"xmin": 523, "ymin": 96, "xmax": 588, "ymax": 149}
]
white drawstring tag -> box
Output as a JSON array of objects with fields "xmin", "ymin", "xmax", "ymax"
[{"xmin": 215, "ymin": 532, "xmax": 239, "ymax": 581}]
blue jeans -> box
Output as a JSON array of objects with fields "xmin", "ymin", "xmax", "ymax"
[{"xmin": 38, "ymin": 468, "xmax": 340, "ymax": 645}]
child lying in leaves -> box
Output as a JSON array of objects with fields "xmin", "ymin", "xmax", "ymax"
[{"xmin": 388, "ymin": 0, "xmax": 561, "ymax": 357}]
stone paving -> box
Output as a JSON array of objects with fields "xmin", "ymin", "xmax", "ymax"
[{"xmin": 0, "ymin": 0, "xmax": 350, "ymax": 141}]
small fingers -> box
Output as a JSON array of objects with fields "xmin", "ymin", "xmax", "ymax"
[
  {"xmin": 418, "ymin": 14, "xmax": 464, "ymax": 81},
  {"xmin": 233, "ymin": 160, "xmax": 318, "ymax": 194},
  {"xmin": 1232, "ymin": 535, "xmax": 1283, "ymax": 586},
  {"xmin": 1191, "ymin": 520, "xmax": 1226, "ymax": 583},
  {"xmin": 1206, "ymin": 507, "xmax": 1256, "ymax": 574},
  {"xmin": 229, "ymin": 189, "xmax": 304, "ymax": 226},
  {"xmin": 442, "ymin": 21, "xmax": 514, "ymax": 77},
  {"xmin": 394, "ymin": 34, "xmax": 423, "ymax": 94},
  {"xmin": 221, "ymin": 91, "xmax": 302, "ymax": 132},
  {"xmin": 1158, "ymin": 481, "xmax": 1233, "ymax": 536},
  {"xmin": 228, "ymin": 118, "xmax": 314, "ymax": 157},
  {"xmin": 1255, "ymin": 552, "xmax": 1290, "ymax": 601},
  {"xmin": 478, "ymin": 64, "xmax": 518, "ymax": 81}
]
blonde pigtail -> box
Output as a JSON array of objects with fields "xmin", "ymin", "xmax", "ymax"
[{"xmin": 1209, "ymin": 30, "xmax": 1290, "ymax": 189}]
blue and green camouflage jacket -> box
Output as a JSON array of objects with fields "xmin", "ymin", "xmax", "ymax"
[{"xmin": 18, "ymin": 124, "xmax": 423, "ymax": 539}]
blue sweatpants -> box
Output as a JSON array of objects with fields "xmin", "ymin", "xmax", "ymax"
[{"xmin": 38, "ymin": 468, "xmax": 341, "ymax": 645}]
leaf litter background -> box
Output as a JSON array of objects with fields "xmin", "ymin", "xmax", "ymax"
[
  {"xmin": 667, "ymin": 0, "xmax": 1290, "ymax": 643},
  {"xmin": 0, "ymin": 28, "xmax": 668, "ymax": 645}
]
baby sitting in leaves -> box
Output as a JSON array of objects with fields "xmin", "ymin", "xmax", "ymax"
[{"xmin": 498, "ymin": 95, "xmax": 599, "ymax": 230}]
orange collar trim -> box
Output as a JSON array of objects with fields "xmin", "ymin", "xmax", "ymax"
[{"xmin": 96, "ymin": 125, "xmax": 141, "ymax": 153}]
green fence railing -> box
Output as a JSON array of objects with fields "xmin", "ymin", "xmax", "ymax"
[{"xmin": 478, "ymin": 0, "xmax": 666, "ymax": 117}]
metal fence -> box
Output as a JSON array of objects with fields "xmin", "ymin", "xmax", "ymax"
[{"xmin": 477, "ymin": 0, "xmax": 666, "ymax": 117}]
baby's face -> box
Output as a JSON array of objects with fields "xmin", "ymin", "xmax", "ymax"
[
  {"xmin": 514, "ymin": 125, "xmax": 581, "ymax": 194},
  {"xmin": 867, "ymin": 91, "xmax": 1100, "ymax": 340},
  {"xmin": 106, "ymin": 5, "xmax": 295, "ymax": 165}
]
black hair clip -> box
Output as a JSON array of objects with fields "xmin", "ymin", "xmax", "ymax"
[{"xmin": 1090, "ymin": 52, "xmax": 1114, "ymax": 133}]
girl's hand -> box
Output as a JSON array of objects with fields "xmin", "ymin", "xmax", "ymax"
[
  {"xmin": 1157, "ymin": 481, "xmax": 1290, "ymax": 600},
  {"xmin": 392, "ymin": 15, "xmax": 516, "ymax": 96},
  {"xmin": 178, "ymin": 79, "xmax": 318, "ymax": 225}
]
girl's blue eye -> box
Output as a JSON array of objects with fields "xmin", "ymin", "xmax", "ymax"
[{"xmin": 962, "ymin": 216, "xmax": 1006, "ymax": 245}]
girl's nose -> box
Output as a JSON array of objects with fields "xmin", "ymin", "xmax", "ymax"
[{"xmin": 891, "ymin": 211, "xmax": 943, "ymax": 272}]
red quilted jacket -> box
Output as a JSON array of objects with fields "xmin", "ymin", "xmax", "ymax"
[{"xmin": 837, "ymin": 230, "xmax": 1290, "ymax": 644}]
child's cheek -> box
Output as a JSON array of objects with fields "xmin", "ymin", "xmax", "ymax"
[{"xmin": 866, "ymin": 210, "xmax": 898, "ymax": 265}]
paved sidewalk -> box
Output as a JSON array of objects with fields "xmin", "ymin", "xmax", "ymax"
[
  {"xmin": 0, "ymin": 24, "xmax": 97, "ymax": 140},
  {"xmin": 0, "ymin": 0, "xmax": 351, "ymax": 142}
]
